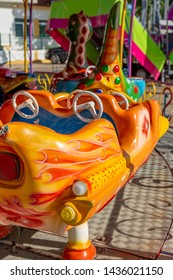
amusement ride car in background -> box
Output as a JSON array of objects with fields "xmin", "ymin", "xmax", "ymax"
[{"xmin": 0, "ymin": 67, "xmax": 36, "ymax": 105}]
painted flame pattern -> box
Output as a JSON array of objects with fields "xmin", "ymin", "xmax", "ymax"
[
  {"xmin": 0, "ymin": 196, "xmax": 50, "ymax": 227},
  {"xmin": 36, "ymin": 123, "xmax": 121, "ymax": 183}
]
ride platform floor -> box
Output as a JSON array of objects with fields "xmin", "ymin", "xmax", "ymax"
[{"xmin": 0, "ymin": 128, "xmax": 173, "ymax": 260}]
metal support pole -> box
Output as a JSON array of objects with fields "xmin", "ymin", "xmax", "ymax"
[
  {"xmin": 29, "ymin": 0, "xmax": 33, "ymax": 73},
  {"xmin": 127, "ymin": 0, "xmax": 137, "ymax": 77},
  {"xmin": 23, "ymin": 0, "xmax": 28, "ymax": 73},
  {"xmin": 141, "ymin": 0, "xmax": 148, "ymax": 29},
  {"xmin": 164, "ymin": 0, "xmax": 169, "ymax": 20},
  {"xmin": 120, "ymin": 0, "xmax": 127, "ymax": 67}
]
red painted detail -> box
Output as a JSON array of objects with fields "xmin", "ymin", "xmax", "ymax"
[
  {"xmin": 134, "ymin": 85, "xmax": 138, "ymax": 94},
  {"xmin": 80, "ymin": 37, "xmax": 85, "ymax": 44},
  {"xmin": 113, "ymin": 65, "xmax": 119, "ymax": 73},
  {"xmin": 81, "ymin": 26, "xmax": 87, "ymax": 35},
  {"xmin": 78, "ymin": 84, "xmax": 86, "ymax": 90},
  {"xmin": 81, "ymin": 16, "xmax": 87, "ymax": 23},
  {"xmin": 0, "ymin": 153, "xmax": 20, "ymax": 181},
  {"xmin": 77, "ymin": 56, "xmax": 84, "ymax": 65},
  {"xmin": 142, "ymin": 116, "xmax": 149, "ymax": 137},
  {"xmin": 95, "ymin": 73, "xmax": 103, "ymax": 81},
  {"xmin": 63, "ymin": 243, "xmax": 96, "ymax": 260},
  {"xmin": 0, "ymin": 196, "xmax": 50, "ymax": 228},
  {"xmin": 30, "ymin": 191, "xmax": 63, "ymax": 205},
  {"xmin": 0, "ymin": 68, "xmax": 12, "ymax": 78},
  {"xmin": 0, "ymin": 225, "xmax": 12, "ymax": 239},
  {"xmin": 78, "ymin": 45, "xmax": 83, "ymax": 54}
]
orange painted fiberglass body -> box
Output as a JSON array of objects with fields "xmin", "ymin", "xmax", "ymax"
[{"xmin": 0, "ymin": 89, "xmax": 169, "ymax": 236}]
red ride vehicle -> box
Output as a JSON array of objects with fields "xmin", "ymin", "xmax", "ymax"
[{"xmin": 0, "ymin": 67, "xmax": 36, "ymax": 105}]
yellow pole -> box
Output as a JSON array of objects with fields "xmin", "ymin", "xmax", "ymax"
[
  {"xmin": 23, "ymin": 0, "xmax": 28, "ymax": 72},
  {"xmin": 120, "ymin": 0, "xmax": 127, "ymax": 67}
]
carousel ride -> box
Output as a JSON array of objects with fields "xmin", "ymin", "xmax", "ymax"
[{"xmin": 0, "ymin": 1, "xmax": 170, "ymax": 260}]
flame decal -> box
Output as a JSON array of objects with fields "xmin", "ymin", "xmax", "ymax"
[
  {"xmin": 0, "ymin": 196, "xmax": 50, "ymax": 227},
  {"xmin": 35, "ymin": 124, "xmax": 121, "ymax": 183},
  {"xmin": 142, "ymin": 116, "xmax": 150, "ymax": 137},
  {"xmin": 30, "ymin": 191, "xmax": 63, "ymax": 205}
]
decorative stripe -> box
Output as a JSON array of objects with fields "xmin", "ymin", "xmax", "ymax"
[{"xmin": 48, "ymin": 15, "xmax": 108, "ymax": 29}]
